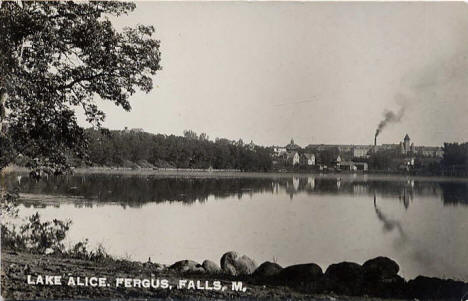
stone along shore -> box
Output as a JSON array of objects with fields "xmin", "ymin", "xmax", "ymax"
[{"xmin": 2, "ymin": 249, "xmax": 467, "ymax": 300}]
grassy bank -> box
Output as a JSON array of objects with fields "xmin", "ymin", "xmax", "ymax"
[
  {"xmin": 2, "ymin": 249, "xmax": 468, "ymax": 300},
  {"xmin": 1, "ymin": 250, "xmax": 393, "ymax": 301}
]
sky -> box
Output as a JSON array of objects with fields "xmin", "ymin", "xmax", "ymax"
[{"xmin": 77, "ymin": 2, "xmax": 468, "ymax": 147}]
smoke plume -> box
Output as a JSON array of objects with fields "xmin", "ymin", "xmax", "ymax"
[{"xmin": 374, "ymin": 106, "xmax": 406, "ymax": 139}]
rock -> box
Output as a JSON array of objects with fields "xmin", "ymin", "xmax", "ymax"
[
  {"xmin": 202, "ymin": 260, "xmax": 221, "ymax": 274},
  {"xmin": 364, "ymin": 274, "xmax": 406, "ymax": 298},
  {"xmin": 406, "ymin": 276, "xmax": 468, "ymax": 300},
  {"xmin": 168, "ymin": 260, "xmax": 205, "ymax": 274},
  {"xmin": 220, "ymin": 251, "xmax": 257, "ymax": 276},
  {"xmin": 275, "ymin": 263, "xmax": 323, "ymax": 282},
  {"xmin": 362, "ymin": 257, "xmax": 399, "ymax": 280},
  {"xmin": 325, "ymin": 261, "xmax": 363, "ymax": 282},
  {"xmin": 361, "ymin": 257, "xmax": 405, "ymax": 298},
  {"xmin": 324, "ymin": 262, "xmax": 364, "ymax": 295},
  {"xmin": 253, "ymin": 261, "xmax": 283, "ymax": 278}
]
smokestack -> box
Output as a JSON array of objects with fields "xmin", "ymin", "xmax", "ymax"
[{"xmin": 374, "ymin": 106, "xmax": 405, "ymax": 143}]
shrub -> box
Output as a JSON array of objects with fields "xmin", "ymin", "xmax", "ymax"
[
  {"xmin": 66, "ymin": 239, "xmax": 111, "ymax": 262},
  {"xmin": 18, "ymin": 212, "xmax": 71, "ymax": 254}
]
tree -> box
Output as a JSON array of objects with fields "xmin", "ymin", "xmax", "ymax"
[
  {"xmin": 441, "ymin": 142, "xmax": 468, "ymax": 176},
  {"xmin": 368, "ymin": 148, "xmax": 400, "ymax": 171},
  {"xmin": 319, "ymin": 147, "xmax": 340, "ymax": 166},
  {"xmin": 0, "ymin": 1, "xmax": 161, "ymax": 175},
  {"xmin": 442, "ymin": 143, "xmax": 468, "ymax": 167}
]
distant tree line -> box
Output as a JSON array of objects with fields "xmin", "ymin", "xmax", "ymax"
[
  {"xmin": 81, "ymin": 128, "xmax": 273, "ymax": 172},
  {"xmin": 440, "ymin": 142, "xmax": 468, "ymax": 176}
]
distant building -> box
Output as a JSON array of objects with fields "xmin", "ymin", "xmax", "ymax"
[
  {"xmin": 286, "ymin": 138, "xmax": 301, "ymax": 152},
  {"xmin": 333, "ymin": 155, "xmax": 342, "ymax": 166},
  {"xmin": 354, "ymin": 162, "xmax": 368, "ymax": 171},
  {"xmin": 415, "ymin": 146, "xmax": 444, "ymax": 158},
  {"xmin": 337, "ymin": 160, "xmax": 368, "ymax": 171},
  {"xmin": 300, "ymin": 153, "xmax": 316, "ymax": 166},
  {"xmin": 399, "ymin": 134, "xmax": 413, "ymax": 154},
  {"xmin": 339, "ymin": 161, "xmax": 357, "ymax": 171},
  {"xmin": 352, "ymin": 146, "xmax": 372, "ymax": 158},
  {"xmin": 380, "ymin": 143, "xmax": 398, "ymax": 150},
  {"xmin": 274, "ymin": 134, "xmax": 442, "ymax": 165},
  {"xmin": 272, "ymin": 146, "xmax": 287, "ymax": 157},
  {"xmin": 398, "ymin": 134, "xmax": 443, "ymax": 158},
  {"xmin": 286, "ymin": 151, "xmax": 300, "ymax": 166}
]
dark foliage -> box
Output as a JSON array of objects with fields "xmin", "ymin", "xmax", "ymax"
[
  {"xmin": 83, "ymin": 128, "xmax": 273, "ymax": 172},
  {"xmin": 1, "ymin": 210, "xmax": 70, "ymax": 253},
  {"xmin": 367, "ymin": 148, "xmax": 401, "ymax": 170},
  {"xmin": 317, "ymin": 147, "xmax": 340, "ymax": 166},
  {"xmin": 441, "ymin": 142, "xmax": 468, "ymax": 176},
  {"xmin": 0, "ymin": 1, "xmax": 161, "ymax": 175}
]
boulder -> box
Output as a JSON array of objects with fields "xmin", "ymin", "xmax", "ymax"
[
  {"xmin": 202, "ymin": 260, "xmax": 221, "ymax": 274},
  {"xmin": 220, "ymin": 251, "xmax": 257, "ymax": 276},
  {"xmin": 361, "ymin": 257, "xmax": 405, "ymax": 298},
  {"xmin": 325, "ymin": 261, "xmax": 363, "ymax": 282},
  {"xmin": 324, "ymin": 262, "xmax": 364, "ymax": 295},
  {"xmin": 169, "ymin": 260, "xmax": 205, "ymax": 274},
  {"xmin": 362, "ymin": 257, "xmax": 399, "ymax": 280},
  {"xmin": 406, "ymin": 276, "xmax": 468, "ymax": 300},
  {"xmin": 275, "ymin": 263, "xmax": 323, "ymax": 282},
  {"xmin": 364, "ymin": 274, "xmax": 406, "ymax": 298},
  {"xmin": 252, "ymin": 261, "xmax": 283, "ymax": 278}
]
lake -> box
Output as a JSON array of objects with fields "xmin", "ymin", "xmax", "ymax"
[{"xmin": 2, "ymin": 172, "xmax": 468, "ymax": 281}]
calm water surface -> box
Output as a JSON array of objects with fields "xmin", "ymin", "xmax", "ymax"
[{"xmin": 2, "ymin": 172, "xmax": 468, "ymax": 281}]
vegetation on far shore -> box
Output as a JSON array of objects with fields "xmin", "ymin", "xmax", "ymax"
[
  {"xmin": 84, "ymin": 128, "xmax": 273, "ymax": 172},
  {"xmin": 9, "ymin": 127, "xmax": 468, "ymax": 176}
]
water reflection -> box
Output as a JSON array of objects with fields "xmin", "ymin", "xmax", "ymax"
[
  {"xmin": 2, "ymin": 173, "xmax": 468, "ymax": 208},
  {"xmin": 439, "ymin": 182, "xmax": 468, "ymax": 205},
  {"xmin": 374, "ymin": 194, "xmax": 407, "ymax": 238},
  {"xmin": 3, "ymin": 172, "xmax": 467, "ymax": 280}
]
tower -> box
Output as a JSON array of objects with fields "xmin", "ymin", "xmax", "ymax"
[{"xmin": 403, "ymin": 134, "xmax": 410, "ymax": 154}]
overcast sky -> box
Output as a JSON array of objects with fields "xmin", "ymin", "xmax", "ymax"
[{"xmin": 77, "ymin": 2, "xmax": 468, "ymax": 147}]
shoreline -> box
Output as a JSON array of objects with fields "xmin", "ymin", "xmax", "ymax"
[
  {"xmin": 4, "ymin": 165, "xmax": 468, "ymax": 183},
  {"xmin": 2, "ymin": 249, "xmax": 467, "ymax": 300}
]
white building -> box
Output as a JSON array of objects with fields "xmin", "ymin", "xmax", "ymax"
[
  {"xmin": 287, "ymin": 151, "xmax": 300, "ymax": 165},
  {"xmin": 301, "ymin": 153, "xmax": 316, "ymax": 166}
]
